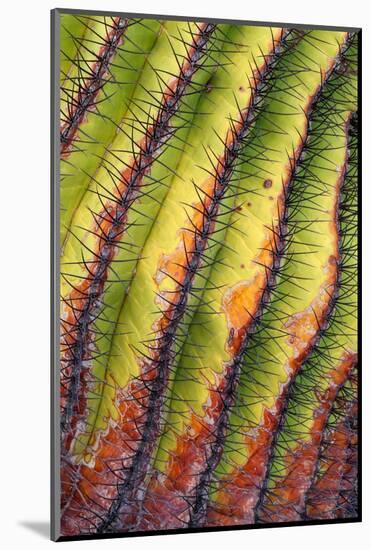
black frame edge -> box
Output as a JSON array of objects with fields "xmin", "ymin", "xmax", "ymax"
[
  {"xmin": 51, "ymin": 7, "xmax": 61, "ymax": 543},
  {"xmin": 56, "ymin": 517, "xmax": 362, "ymax": 543}
]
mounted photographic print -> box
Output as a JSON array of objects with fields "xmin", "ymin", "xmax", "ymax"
[{"xmin": 51, "ymin": 8, "xmax": 361, "ymax": 541}]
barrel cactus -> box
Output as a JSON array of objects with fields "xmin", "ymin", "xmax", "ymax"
[{"xmin": 54, "ymin": 9, "xmax": 359, "ymax": 540}]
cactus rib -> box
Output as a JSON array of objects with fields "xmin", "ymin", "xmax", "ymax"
[
  {"xmin": 61, "ymin": 17, "xmax": 130, "ymax": 155},
  {"xmin": 135, "ymin": 27, "xmax": 297, "ymax": 532},
  {"xmin": 56, "ymin": 14, "xmax": 359, "ymax": 538},
  {"xmin": 304, "ymin": 366, "xmax": 358, "ymax": 520},
  {"xmin": 60, "ymin": 22, "xmax": 217, "ymax": 438},
  {"xmin": 187, "ymin": 31, "xmax": 349, "ymax": 528},
  {"xmin": 206, "ymin": 33, "xmax": 356, "ymax": 528},
  {"xmin": 94, "ymin": 25, "xmax": 288, "ymax": 535},
  {"xmin": 255, "ymin": 82, "xmax": 358, "ymax": 522}
]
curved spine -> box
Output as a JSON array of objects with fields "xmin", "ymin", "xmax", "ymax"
[
  {"xmin": 207, "ymin": 34, "xmax": 357, "ymax": 528},
  {"xmin": 61, "ymin": 17, "xmax": 130, "ymax": 155},
  {"xmin": 57, "ymin": 16, "xmax": 360, "ymax": 538}
]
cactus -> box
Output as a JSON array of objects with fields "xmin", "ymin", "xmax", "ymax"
[{"xmin": 55, "ymin": 11, "xmax": 359, "ymax": 538}]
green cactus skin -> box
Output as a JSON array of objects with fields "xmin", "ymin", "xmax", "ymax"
[
  {"xmin": 304, "ymin": 132, "xmax": 358, "ymax": 521},
  {"xmin": 55, "ymin": 11, "xmax": 359, "ymax": 539},
  {"xmin": 304, "ymin": 367, "xmax": 358, "ymax": 520},
  {"xmin": 255, "ymin": 98, "xmax": 358, "ymax": 524},
  {"xmin": 205, "ymin": 38, "xmax": 358, "ymax": 528}
]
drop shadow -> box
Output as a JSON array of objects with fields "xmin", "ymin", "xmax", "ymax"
[{"xmin": 18, "ymin": 521, "xmax": 50, "ymax": 539}]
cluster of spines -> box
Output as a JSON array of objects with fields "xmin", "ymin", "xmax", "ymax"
[
  {"xmin": 186, "ymin": 31, "xmax": 352, "ymax": 528},
  {"xmin": 92, "ymin": 26, "xmax": 291, "ymax": 534},
  {"xmin": 60, "ymin": 16, "xmax": 131, "ymax": 155},
  {"xmin": 60, "ymin": 21, "xmax": 218, "ymax": 440},
  {"xmin": 201, "ymin": 33, "xmax": 357, "ymax": 528},
  {"xmin": 60, "ymin": 21, "xmax": 248, "ymax": 534},
  {"xmin": 58, "ymin": 18, "xmax": 359, "ymax": 538},
  {"xmin": 304, "ymin": 368, "xmax": 358, "ymax": 519},
  {"xmin": 254, "ymin": 77, "xmax": 358, "ymax": 522}
]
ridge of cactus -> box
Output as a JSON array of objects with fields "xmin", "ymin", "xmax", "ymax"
[
  {"xmin": 64, "ymin": 24, "xmax": 291, "ymax": 536},
  {"xmin": 204, "ymin": 33, "xmax": 357, "ymax": 528},
  {"xmin": 60, "ymin": 18, "xmax": 224, "ymax": 528},
  {"xmin": 254, "ymin": 59, "xmax": 358, "ymax": 522},
  {"xmin": 304, "ymin": 366, "xmax": 358, "ymax": 520},
  {"xmin": 96, "ymin": 26, "xmax": 292, "ymax": 534},
  {"xmin": 56, "ymin": 14, "xmax": 359, "ymax": 538},
  {"xmin": 188, "ymin": 33, "xmax": 357, "ymax": 529},
  {"xmin": 60, "ymin": 21, "xmax": 217, "ymax": 438},
  {"xmin": 61, "ymin": 22, "xmax": 277, "ymax": 534},
  {"xmin": 61, "ymin": 17, "xmax": 130, "ymax": 155},
  {"xmin": 289, "ymin": 124, "xmax": 358, "ymax": 522},
  {"xmin": 60, "ymin": 17, "xmax": 163, "ymax": 246},
  {"xmin": 134, "ymin": 30, "xmax": 352, "ymax": 532}
]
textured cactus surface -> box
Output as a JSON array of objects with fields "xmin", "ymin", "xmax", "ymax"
[{"xmin": 57, "ymin": 12, "xmax": 359, "ymax": 538}]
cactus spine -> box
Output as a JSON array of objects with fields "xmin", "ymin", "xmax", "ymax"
[{"xmin": 57, "ymin": 13, "xmax": 359, "ymax": 537}]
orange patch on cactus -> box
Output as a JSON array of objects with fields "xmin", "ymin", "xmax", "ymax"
[
  {"xmin": 60, "ymin": 22, "xmax": 216, "ymax": 457},
  {"xmin": 258, "ymin": 351, "xmax": 357, "ymax": 523},
  {"xmin": 222, "ymin": 237, "xmax": 274, "ymax": 354},
  {"xmin": 136, "ymin": 371, "xmax": 230, "ymax": 529},
  {"xmin": 206, "ymin": 392, "xmax": 285, "ymax": 526}
]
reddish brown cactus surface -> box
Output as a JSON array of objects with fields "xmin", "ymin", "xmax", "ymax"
[{"xmin": 56, "ymin": 11, "xmax": 359, "ymax": 539}]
